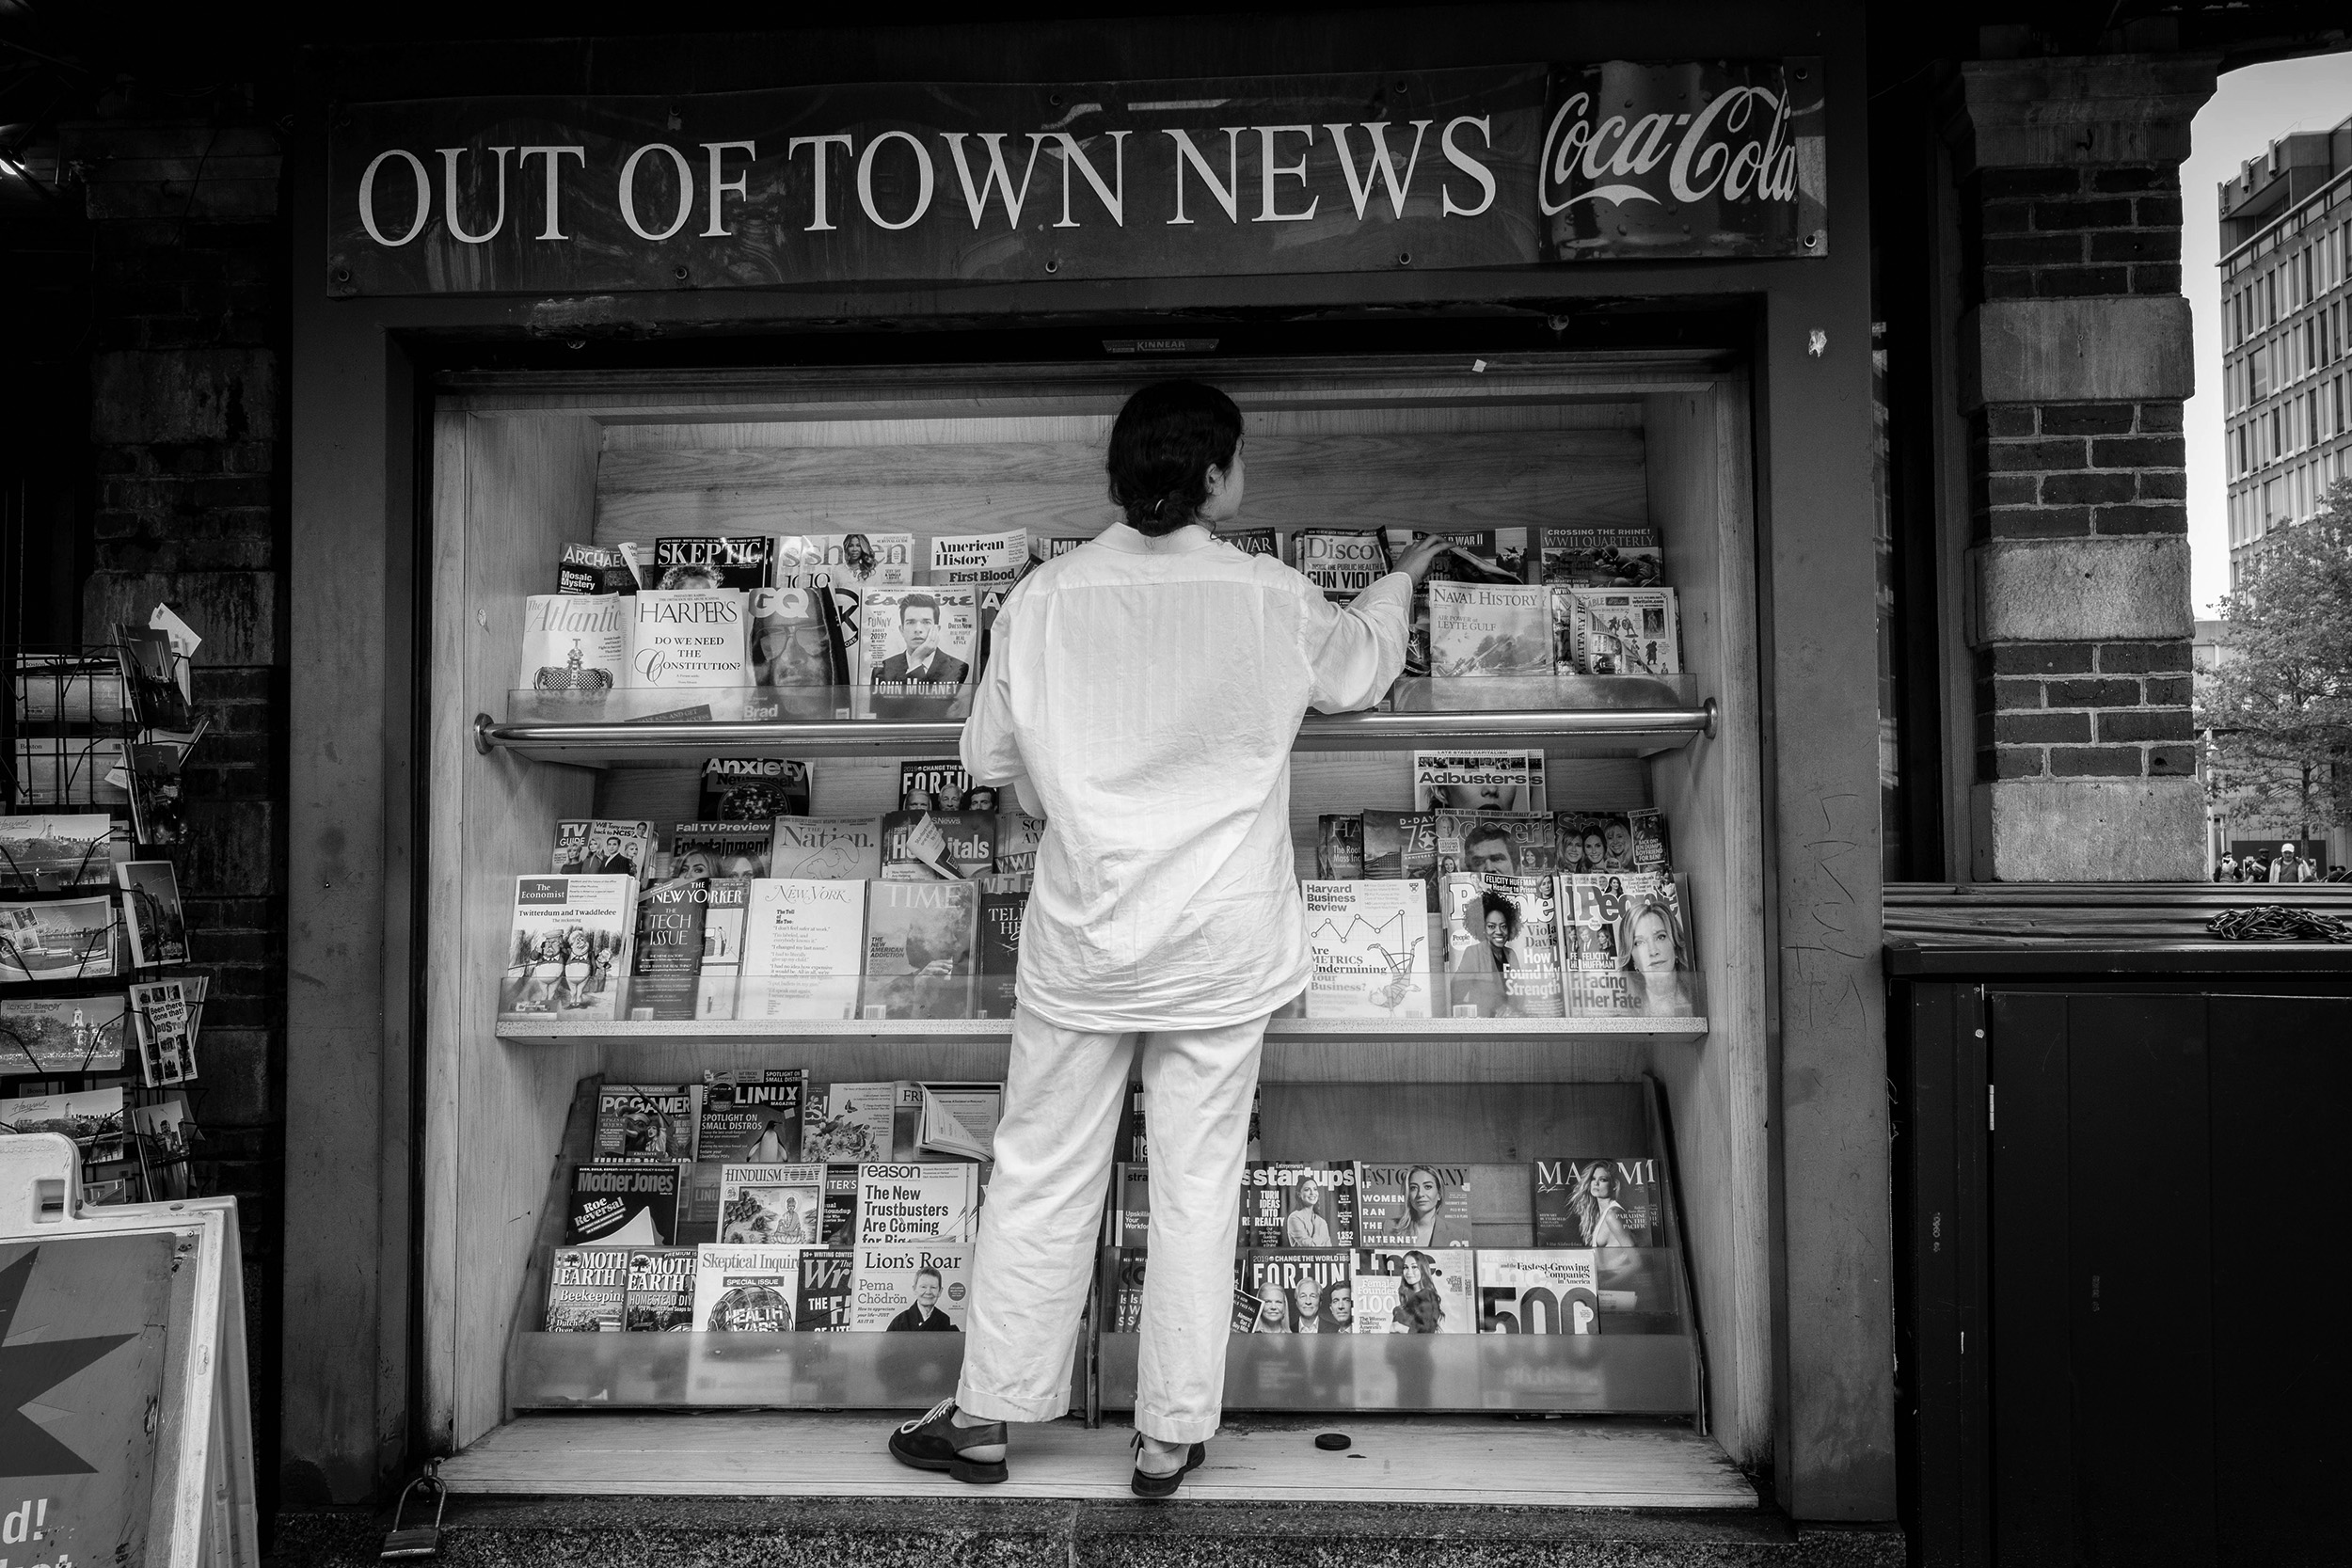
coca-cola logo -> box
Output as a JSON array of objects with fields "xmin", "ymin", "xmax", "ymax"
[{"xmin": 1539, "ymin": 83, "xmax": 1799, "ymax": 214}]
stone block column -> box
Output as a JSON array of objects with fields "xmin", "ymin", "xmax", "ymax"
[{"xmin": 1944, "ymin": 54, "xmax": 2219, "ymax": 880}]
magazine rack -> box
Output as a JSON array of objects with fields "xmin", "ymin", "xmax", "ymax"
[
  {"xmin": 504, "ymin": 1074, "xmax": 1704, "ymax": 1421},
  {"xmin": 426, "ymin": 351, "xmax": 1774, "ymax": 1473},
  {"xmin": 5, "ymin": 640, "xmax": 214, "ymax": 1206},
  {"xmin": 4, "ymin": 640, "xmax": 203, "ymax": 847}
]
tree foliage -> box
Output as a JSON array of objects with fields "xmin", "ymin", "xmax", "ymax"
[{"xmin": 2204, "ymin": 478, "xmax": 2352, "ymax": 834}]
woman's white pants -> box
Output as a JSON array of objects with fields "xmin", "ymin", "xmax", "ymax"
[{"xmin": 955, "ymin": 1007, "xmax": 1268, "ymax": 1445}]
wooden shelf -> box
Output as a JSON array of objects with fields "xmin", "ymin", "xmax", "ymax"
[
  {"xmin": 439, "ymin": 1412, "xmax": 1754, "ymax": 1508},
  {"xmin": 495, "ymin": 1014, "xmax": 1706, "ymax": 1043},
  {"xmin": 474, "ymin": 697, "xmax": 1718, "ymax": 767}
]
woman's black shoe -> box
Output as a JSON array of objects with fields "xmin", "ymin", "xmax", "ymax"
[
  {"xmin": 888, "ymin": 1400, "xmax": 1009, "ymax": 1484},
  {"xmin": 1130, "ymin": 1434, "xmax": 1206, "ymax": 1497}
]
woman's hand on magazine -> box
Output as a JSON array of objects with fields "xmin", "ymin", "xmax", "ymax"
[{"xmin": 1393, "ymin": 534, "xmax": 1451, "ymax": 585}]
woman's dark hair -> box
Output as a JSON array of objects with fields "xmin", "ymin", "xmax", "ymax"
[{"xmin": 1106, "ymin": 379, "xmax": 1243, "ymax": 536}]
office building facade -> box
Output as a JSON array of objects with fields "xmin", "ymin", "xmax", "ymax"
[{"xmin": 2221, "ymin": 114, "xmax": 2352, "ymax": 586}]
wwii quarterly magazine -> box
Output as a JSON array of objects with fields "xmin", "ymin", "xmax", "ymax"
[{"xmin": 1541, "ymin": 526, "xmax": 1663, "ymax": 587}]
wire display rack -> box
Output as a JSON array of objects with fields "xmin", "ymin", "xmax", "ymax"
[{"xmin": 3, "ymin": 634, "xmax": 215, "ymax": 1206}]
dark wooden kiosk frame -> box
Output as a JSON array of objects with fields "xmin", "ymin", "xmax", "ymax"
[{"xmin": 280, "ymin": 2, "xmax": 1893, "ymax": 1526}]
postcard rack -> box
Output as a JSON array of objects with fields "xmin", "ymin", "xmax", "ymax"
[
  {"xmin": 3, "ymin": 637, "xmax": 215, "ymax": 1206},
  {"xmin": 3, "ymin": 638, "xmax": 206, "ymax": 848}
]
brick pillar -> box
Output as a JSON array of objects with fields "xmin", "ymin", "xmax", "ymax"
[
  {"xmin": 60, "ymin": 112, "xmax": 286, "ymax": 1470},
  {"xmin": 1944, "ymin": 54, "xmax": 2219, "ymax": 880}
]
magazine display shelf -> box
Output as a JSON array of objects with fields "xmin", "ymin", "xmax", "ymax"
[
  {"xmin": 505, "ymin": 1075, "xmax": 1707, "ymax": 1418},
  {"xmin": 476, "ymin": 697, "xmax": 1721, "ymax": 767},
  {"xmin": 494, "ymin": 1015, "xmax": 1707, "ymax": 1042},
  {"xmin": 426, "ymin": 354, "xmax": 1773, "ymax": 1482}
]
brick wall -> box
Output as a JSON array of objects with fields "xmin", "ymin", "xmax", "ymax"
[
  {"xmin": 62, "ymin": 111, "xmax": 288, "ymax": 1500},
  {"xmin": 1971, "ymin": 165, "xmax": 2184, "ymax": 300},
  {"xmin": 1967, "ymin": 391, "xmax": 2198, "ymax": 785},
  {"xmin": 1945, "ymin": 54, "xmax": 2216, "ymax": 879}
]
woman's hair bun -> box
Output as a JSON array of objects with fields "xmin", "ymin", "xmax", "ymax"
[{"xmin": 1106, "ymin": 379, "xmax": 1243, "ymax": 537}]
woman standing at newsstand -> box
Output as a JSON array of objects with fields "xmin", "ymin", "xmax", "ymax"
[{"xmin": 887, "ymin": 380, "xmax": 1445, "ymax": 1496}]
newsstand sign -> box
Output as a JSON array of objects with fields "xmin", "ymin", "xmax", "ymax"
[{"xmin": 326, "ymin": 60, "xmax": 1825, "ymax": 296}]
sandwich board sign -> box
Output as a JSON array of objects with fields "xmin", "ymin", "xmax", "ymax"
[{"xmin": 0, "ymin": 1133, "xmax": 255, "ymax": 1568}]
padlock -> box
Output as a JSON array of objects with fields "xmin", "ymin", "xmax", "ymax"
[{"xmin": 380, "ymin": 1465, "xmax": 447, "ymax": 1561}]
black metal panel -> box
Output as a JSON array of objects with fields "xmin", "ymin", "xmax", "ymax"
[
  {"xmin": 1987, "ymin": 990, "xmax": 2073, "ymax": 1568},
  {"xmin": 2060, "ymin": 995, "xmax": 2216, "ymax": 1566},
  {"xmin": 1896, "ymin": 981, "xmax": 1991, "ymax": 1568},
  {"xmin": 2208, "ymin": 995, "xmax": 2352, "ymax": 1568}
]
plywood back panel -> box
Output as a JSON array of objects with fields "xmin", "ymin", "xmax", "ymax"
[
  {"xmin": 593, "ymin": 406, "xmax": 1645, "ymax": 562},
  {"xmin": 1263, "ymin": 1080, "xmax": 1648, "ymax": 1164},
  {"xmin": 1642, "ymin": 382, "xmax": 1771, "ymax": 1463},
  {"xmin": 430, "ymin": 410, "xmax": 608, "ymax": 1453}
]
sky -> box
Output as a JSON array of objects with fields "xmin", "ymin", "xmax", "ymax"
[{"xmin": 2184, "ymin": 55, "xmax": 2352, "ymax": 618}]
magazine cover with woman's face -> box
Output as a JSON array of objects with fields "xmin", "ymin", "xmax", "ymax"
[{"xmin": 1614, "ymin": 876, "xmax": 1696, "ymax": 1018}]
